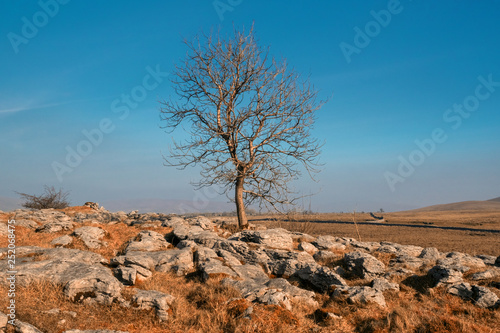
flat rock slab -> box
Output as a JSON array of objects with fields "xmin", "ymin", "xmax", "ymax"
[
  {"xmin": 124, "ymin": 230, "xmax": 169, "ymax": 252},
  {"xmin": 0, "ymin": 247, "xmax": 122, "ymax": 305},
  {"xmin": 313, "ymin": 236, "xmax": 346, "ymax": 251},
  {"xmin": 73, "ymin": 226, "xmax": 107, "ymax": 249},
  {"xmin": 229, "ymin": 229, "xmax": 293, "ymax": 251}
]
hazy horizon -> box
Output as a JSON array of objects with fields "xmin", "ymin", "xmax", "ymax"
[{"xmin": 1, "ymin": 2, "xmax": 499, "ymax": 214}]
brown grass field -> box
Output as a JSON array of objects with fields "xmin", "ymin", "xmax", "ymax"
[
  {"xmin": 248, "ymin": 210, "xmax": 500, "ymax": 256},
  {"xmin": 0, "ymin": 207, "xmax": 499, "ymax": 332}
]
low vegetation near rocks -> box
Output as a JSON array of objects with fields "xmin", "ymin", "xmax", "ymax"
[{"xmin": 0, "ymin": 205, "xmax": 499, "ymax": 332}]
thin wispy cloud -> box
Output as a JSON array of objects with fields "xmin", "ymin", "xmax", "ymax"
[{"xmin": 0, "ymin": 97, "xmax": 112, "ymax": 114}]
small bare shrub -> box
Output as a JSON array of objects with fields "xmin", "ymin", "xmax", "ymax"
[{"xmin": 16, "ymin": 186, "xmax": 70, "ymax": 209}]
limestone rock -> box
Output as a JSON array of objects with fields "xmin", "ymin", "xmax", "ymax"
[
  {"xmin": 331, "ymin": 286, "xmax": 386, "ymax": 307},
  {"xmin": 418, "ymin": 247, "xmax": 442, "ymax": 261},
  {"xmin": 428, "ymin": 265, "xmax": 464, "ymax": 285},
  {"xmin": 298, "ymin": 242, "xmax": 318, "ymax": 254},
  {"xmin": 344, "ymin": 251, "xmax": 385, "ymax": 279},
  {"xmin": 124, "ymin": 230, "xmax": 169, "ymax": 252},
  {"xmin": 470, "ymin": 268, "xmax": 500, "ymax": 281},
  {"xmin": 51, "ymin": 235, "xmax": 73, "ymax": 247},
  {"xmin": 229, "ymin": 229, "xmax": 293, "ymax": 251},
  {"xmin": 14, "ymin": 319, "xmax": 43, "ymax": 333},
  {"xmin": 472, "ymin": 285, "xmax": 499, "ymax": 308},
  {"xmin": 73, "ymin": 226, "xmax": 107, "ymax": 249},
  {"xmin": 313, "ymin": 236, "xmax": 346, "ymax": 251},
  {"xmin": 132, "ymin": 289, "xmax": 175, "ymax": 321},
  {"xmin": 36, "ymin": 220, "xmax": 75, "ymax": 233},
  {"xmin": 371, "ymin": 278, "xmax": 400, "ymax": 292}
]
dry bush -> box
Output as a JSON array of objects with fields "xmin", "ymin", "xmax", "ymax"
[{"xmin": 15, "ymin": 186, "xmax": 70, "ymax": 210}]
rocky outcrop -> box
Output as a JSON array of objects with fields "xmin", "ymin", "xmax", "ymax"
[{"xmin": 1, "ymin": 207, "xmax": 498, "ymax": 331}]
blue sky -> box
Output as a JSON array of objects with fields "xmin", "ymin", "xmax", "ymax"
[{"xmin": 1, "ymin": 1, "xmax": 499, "ymax": 213}]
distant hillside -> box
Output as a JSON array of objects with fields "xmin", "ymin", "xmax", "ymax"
[{"xmin": 409, "ymin": 199, "xmax": 500, "ymax": 212}]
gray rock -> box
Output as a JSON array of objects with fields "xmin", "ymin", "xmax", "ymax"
[
  {"xmin": 472, "ymin": 285, "xmax": 499, "ymax": 308},
  {"xmin": 313, "ymin": 250, "xmax": 338, "ymax": 263},
  {"xmin": 428, "ymin": 265, "xmax": 464, "ymax": 285},
  {"xmin": 495, "ymin": 256, "xmax": 500, "ymax": 267},
  {"xmin": 265, "ymin": 249, "xmax": 316, "ymax": 277},
  {"xmin": 331, "ymin": 286, "xmax": 386, "ymax": 307},
  {"xmin": 265, "ymin": 278, "xmax": 318, "ymax": 308},
  {"xmin": 447, "ymin": 282, "xmax": 474, "ymax": 299},
  {"xmin": 199, "ymin": 259, "xmax": 237, "ymax": 281},
  {"xmin": 389, "ymin": 255, "xmax": 424, "ymax": 270},
  {"xmin": 132, "ymin": 289, "xmax": 175, "ymax": 321},
  {"xmin": 36, "ymin": 220, "xmax": 75, "ymax": 233},
  {"xmin": 295, "ymin": 265, "xmax": 347, "ymax": 292},
  {"xmin": 475, "ymin": 255, "xmax": 497, "ymax": 266},
  {"xmin": 377, "ymin": 243, "xmax": 423, "ymax": 257},
  {"xmin": 114, "ymin": 266, "xmax": 137, "ymax": 285},
  {"xmin": 73, "ymin": 226, "xmax": 107, "ymax": 249},
  {"xmin": 14, "ymin": 319, "xmax": 43, "ymax": 333},
  {"xmin": 124, "ymin": 230, "xmax": 169, "ymax": 252},
  {"xmin": 350, "ymin": 241, "xmax": 381, "ymax": 252},
  {"xmin": 371, "ymin": 278, "xmax": 400, "ymax": 292},
  {"xmin": 442, "ymin": 252, "xmax": 486, "ymax": 269},
  {"xmin": 298, "ymin": 242, "xmax": 318, "ymax": 254},
  {"xmin": 232, "ymin": 264, "xmax": 269, "ymax": 281},
  {"xmin": 418, "ymin": 247, "xmax": 442, "ymax": 261},
  {"xmin": 216, "ymin": 249, "xmax": 242, "ymax": 267},
  {"xmin": 112, "ymin": 248, "xmax": 194, "ymax": 278},
  {"xmin": 255, "ymin": 289, "xmax": 292, "ymax": 310},
  {"xmin": 344, "ymin": 251, "xmax": 385, "ymax": 279},
  {"xmin": 51, "ymin": 235, "xmax": 73, "ymax": 247},
  {"xmin": 0, "ymin": 247, "xmax": 122, "ymax": 305},
  {"xmin": 229, "ymin": 229, "xmax": 293, "ymax": 251},
  {"xmin": 470, "ymin": 268, "xmax": 500, "ymax": 281},
  {"xmin": 187, "ymin": 216, "xmax": 215, "ymax": 230},
  {"xmin": 448, "ymin": 283, "xmax": 500, "ymax": 308},
  {"xmin": 313, "ymin": 236, "xmax": 346, "ymax": 251},
  {"xmin": 161, "ymin": 216, "xmax": 187, "ymax": 228},
  {"xmin": 14, "ymin": 219, "xmax": 39, "ymax": 229}
]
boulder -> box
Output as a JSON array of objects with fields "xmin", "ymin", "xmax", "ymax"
[
  {"xmin": 331, "ymin": 286, "xmax": 386, "ymax": 307},
  {"xmin": 124, "ymin": 230, "xmax": 169, "ymax": 252},
  {"xmin": 448, "ymin": 283, "xmax": 500, "ymax": 308},
  {"xmin": 14, "ymin": 319, "xmax": 43, "ymax": 333},
  {"xmin": 36, "ymin": 220, "xmax": 75, "ymax": 233},
  {"xmin": 371, "ymin": 278, "xmax": 400, "ymax": 292},
  {"xmin": 73, "ymin": 226, "xmax": 107, "ymax": 249},
  {"xmin": 344, "ymin": 251, "xmax": 385, "ymax": 279},
  {"xmin": 418, "ymin": 247, "xmax": 442, "ymax": 261},
  {"xmin": 51, "ymin": 235, "xmax": 73, "ymax": 247},
  {"xmin": 428, "ymin": 265, "xmax": 464, "ymax": 285},
  {"xmin": 313, "ymin": 236, "xmax": 346, "ymax": 251},
  {"xmin": 298, "ymin": 242, "xmax": 318, "ymax": 254},
  {"xmin": 470, "ymin": 268, "xmax": 500, "ymax": 281},
  {"xmin": 132, "ymin": 289, "xmax": 175, "ymax": 321}
]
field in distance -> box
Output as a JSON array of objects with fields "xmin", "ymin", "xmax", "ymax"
[{"xmin": 246, "ymin": 200, "xmax": 500, "ymax": 257}]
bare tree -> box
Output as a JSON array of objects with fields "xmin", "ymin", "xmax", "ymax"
[
  {"xmin": 160, "ymin": 28, "xmax": 324, "ymax": 229},
  {"xmin": 16, "ymin": 186, "xmax": 70, "ymax": 210}
]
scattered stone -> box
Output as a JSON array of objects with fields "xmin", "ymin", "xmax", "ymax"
[
  {"xmin": 475, "ymin": 254, "xmax": 497, "ymax": 266},
  {"xmin": 298, "ymin": 242, "xmax": 318, "ymax": 254},
  {"xmin": 313, "ymin": 235, "xmax": 346, "ymax": 251},
  {"xmin": 344, "ymin": 251, "xmax": 385, "ymax": 279},
  {"xmin": 14, "ymin": 219, "xmax": 39, "ymax": 229},
  {"xmin": 73, "ymin": 226, "xmax": 107, "ymax": 249},
  {"xmin": 84, "ymin": 202, "xmax": 100, "ymax": 210},
  {"xmin": 313, "ymin": 250, "xmax": 338, "ymax": 263},
  {"xmin": 371, "ymin": 278, "xmax": 400, "ymax": 292},
  {"xmin": 36, "ymin": 220, "xmax": 75, "ymax": 233},
  {"xmin": 418, "ymin": 247, "xmax": 442, "ymax": 261},
  {"xmin": 51, "ymin": 235, "xmax": 73, "ymax": 247},
  {"xmin": 428, "ymin": 265, "xmax": 464, "ymax": 285},
  {"xmin": 14, "ymin": 319, "xmax": 44, "ymax": 333},
  {"xmin": 132, "ymin": 289, "xmax": 175, "ymax": 321},
  {"xmin": 331, "ymin": 286, "xmax": 386, "ymax": 307},
  {"xmin": 448, "ymin": 283, "xmax": 500, "ymax": 308},
  {"xmin": 124, "ymin": 230, "xmax": 169, "ymax": 252},
  {"xmin": 114, "ymin": 266, "xmax": 137, "ymax": 285},
  {"xmin": 447, "ymin": 282, "xmax": 473, "ymax": 299},
  {"xmin": 470, "ymin": 268, "xmax": 500, "ymax": 281}
]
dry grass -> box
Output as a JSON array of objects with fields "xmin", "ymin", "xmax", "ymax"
[{"xmin": 2, "ymin": 273, "xmax": 499, "ymax": 333}]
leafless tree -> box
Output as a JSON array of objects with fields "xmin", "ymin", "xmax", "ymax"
[
  {"xmin": 16, "ymin": 186, "xmax": 70, "ymax": 210},
  {"xmin": 160, "ymin": 28, "xmax": 324, "ymax": 229}
]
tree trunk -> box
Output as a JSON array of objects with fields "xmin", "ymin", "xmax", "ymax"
[{"xmin": 235, "ymin": 176, "xmax": 248, "ymax": 229}]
